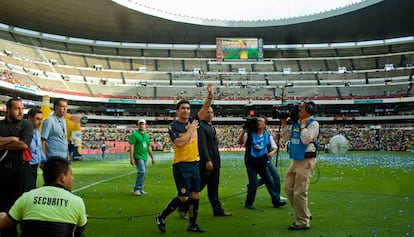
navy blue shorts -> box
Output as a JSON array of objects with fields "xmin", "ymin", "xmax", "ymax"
[{"xmin": 173, "ymin": 162, "xmax": 201, "ymax": 196}]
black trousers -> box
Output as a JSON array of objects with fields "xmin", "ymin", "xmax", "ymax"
[
  {"xmin": 26, "ymin": 164, "xmax": 39, "ymax": 191},
  {"xmin": 0, "ymin": 162, "xmax": 30, "ymax": 237},
  {"xmin": 200, "ymin": 168, "xmax": 225, "ymax": 215}
]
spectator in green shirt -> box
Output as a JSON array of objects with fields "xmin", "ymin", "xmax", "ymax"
[{"xmin": 129, "ymin": 119, "xmax": 155, "ymax": 196}]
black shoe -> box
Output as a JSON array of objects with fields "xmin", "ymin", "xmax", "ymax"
[
  {"xmin": 214, "ymin": 211, "xmax": 232, "ymax": 216},
  {"xmin": 244, "ymin": 204, "xmax": 255, "ymax": 210},
  {"xmin": 155, "ymin": 214, "xmax": 166, "ymax": 233},
  {"xmin": 273, "ymin": 200, "xmax": 287, "ymax": 208},
  {"xmin": 187, "ymin": 224, "xmax": 206, "ymax": 232},
  {"xmin": 288, "ymin": 223, "xmax": 310, "ymax": 230}
]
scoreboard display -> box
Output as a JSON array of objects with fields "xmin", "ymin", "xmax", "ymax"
[{"xmin": 216, "ymin": 38, "xmax": 263, "ymax": 62}]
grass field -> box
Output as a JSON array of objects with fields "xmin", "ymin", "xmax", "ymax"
[{"xmin": 63, "ymin": 151, "xmax": 413, "ymax": 237}]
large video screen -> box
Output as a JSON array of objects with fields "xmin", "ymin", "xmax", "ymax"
[{"xmin": 216, "ymin": 38, "xmax": 263, "ymax": 62}]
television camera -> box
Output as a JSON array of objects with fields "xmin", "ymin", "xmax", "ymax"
[
  {"xmin": 272, "ymin": 104, "xmax": 299, "ymax": 121},
  {"xmin": 242, "ymin": 117, "xmax": 258, "ymax": 131}
]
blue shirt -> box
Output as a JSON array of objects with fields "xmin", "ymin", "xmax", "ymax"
[
  {"xmin": 30, "ymin": 129, "xmax": 46, "ymax": 165},
  {"xmin": 289, "ymin": 118, "xmax": 316, "ymax": 160},
  {"xmin": 249, "ymin": 131, "xmax": 270, "ymax": 158},
  {"xmin": 41, "ymin": 113, "xmax": 68, "ymax": 158}
]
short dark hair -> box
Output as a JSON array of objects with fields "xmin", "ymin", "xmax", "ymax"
[
  {"xmin": 6, "ymin": 97, "xmax": 22, "ymax": 109},
  {"xmin": 176, "ymin": 100, "xmax": 190, "ymax": 110},
  {"xmin": 28, "ymin": 107, "xmax": 42, "ymax": 118},
  {"xmin": 53, "ymin": 98, "xmax": 67, "ymax": 110},
  {"xmin": 42, "ymin": 157, "xmax": 70, "ymax": 185},
  {"xmin": 257, "ymin": 114, "xmax": 268, "ymax": 124}
]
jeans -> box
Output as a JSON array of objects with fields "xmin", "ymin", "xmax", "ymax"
[
  {"xmin": 134, "ymin": 159, "xmax": 147, "ymax": 191},
  {"xmin": 257, "ymin": 161, "xmax": 281, "ymax": 196},
  {"xmin": 245, "ymin": 157, "xmax": 280, "ymax": 206}
]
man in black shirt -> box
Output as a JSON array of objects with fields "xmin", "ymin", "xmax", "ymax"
[
  {"xmin": 198, "ymin": 106, "xmax": 232, "ymax": 216},
  {"xmin": 0, "ymin": 97, "xmax": 33, "ymax": 237}
]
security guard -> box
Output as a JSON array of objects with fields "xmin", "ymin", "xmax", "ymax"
[{"xmin": 0, "ymin": 157, "xmax": 88, "ymax": 236}]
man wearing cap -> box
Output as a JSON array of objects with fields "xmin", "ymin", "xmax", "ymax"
[{"xmin": 129, "ymin": 119, "xmax": 155, "ymax": 196}]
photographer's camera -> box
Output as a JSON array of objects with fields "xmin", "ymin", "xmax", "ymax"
[
  {"xmin": 272, "ymin": 104, "xmax": 299, "ymax": 121},
  {"xmin": 242, "ymin": 117, "xmax": 258, "ymax": 131}
]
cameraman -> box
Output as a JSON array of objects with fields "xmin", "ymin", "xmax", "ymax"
[
  {"xmin": 280, "ymin": 100, "xmax": 319, "ymax": 231},
  {"xmin": 237, "ymin": 115, "xmax": 287, "ymax": 209}
]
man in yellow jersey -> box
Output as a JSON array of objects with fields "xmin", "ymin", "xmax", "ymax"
[{"xmin": 156, "ymin": 84, "xmax": 213, "ymax": 233}]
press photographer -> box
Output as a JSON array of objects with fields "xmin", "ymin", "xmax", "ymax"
[
  {"xmin": 237, "ymin": 115, "xmax": 287, "ymax": 209},
  {"xmin": 280, "ymin": 100, "xmax": 319, "ymax": 231}
]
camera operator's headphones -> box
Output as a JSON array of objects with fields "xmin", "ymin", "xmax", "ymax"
[{"xmin": 302, "ymin": 100, "xmax": 316, "ymax": 114}]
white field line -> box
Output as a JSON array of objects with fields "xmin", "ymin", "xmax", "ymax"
[{"xmin": 73, "ymin": 170, "xmax": 136, "ymax": 193}]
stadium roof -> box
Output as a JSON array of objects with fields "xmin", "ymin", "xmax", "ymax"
[
  {"xmin": 115, "ymin": 0, "xmax": 371, "ymax": 24},
  {"xmin": 0, "ymin": 0, "xmax": 413, "ymax": 45}
]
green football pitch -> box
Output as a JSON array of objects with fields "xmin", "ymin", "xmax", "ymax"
[{"xmin": 61, "ymin": 151, "xmax": 413, "ymax": 237}]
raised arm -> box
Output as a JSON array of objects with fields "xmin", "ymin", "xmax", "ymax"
[
  {"xmin": 197, "ymin": 83, "xmax": 214, "ymax": 119},
  {"xmin": 280, "ymin": 118, "xmax": 291, "ymax": 141},
  {"xmin": 237, "ymin": 128, "xmax": 246, "ymax": 146}
]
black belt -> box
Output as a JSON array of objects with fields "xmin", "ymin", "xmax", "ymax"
[
  {"xmin": 304, "ymin": 152, "xmax": 316, "ymax": 159},
  {"xmin": 0, "ymin": 161, "xmax": 27, "ymax": 169}
]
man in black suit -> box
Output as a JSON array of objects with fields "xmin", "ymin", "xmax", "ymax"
[{"xmin": 198, "ymin": 106, "xmax": 232, "ymax": 216}]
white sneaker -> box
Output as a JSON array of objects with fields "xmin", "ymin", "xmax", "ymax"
[
  {"xmin": 140, "ymin": 190, "xmax": 148, "ymax": 195},
  {"xmin": 133, "ymin": 190, "xmax": 142, "ymax": 196}
]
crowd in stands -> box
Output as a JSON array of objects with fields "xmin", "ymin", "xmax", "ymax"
[
  {"xmin": 1, "ymin": 57, "xmax": 412, "ymax": 102},
  {"xmin": 81, "ymin": 123, "xmax": 414, "ymax": 154},
  {"xmin": 0, "ymin": 68, "xmax": 20, "ymax": 84}
]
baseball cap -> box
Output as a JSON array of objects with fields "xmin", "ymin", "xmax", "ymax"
[{"xmin": 138, "ymin": 119, "xmax": 146, "ymax": 124}]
